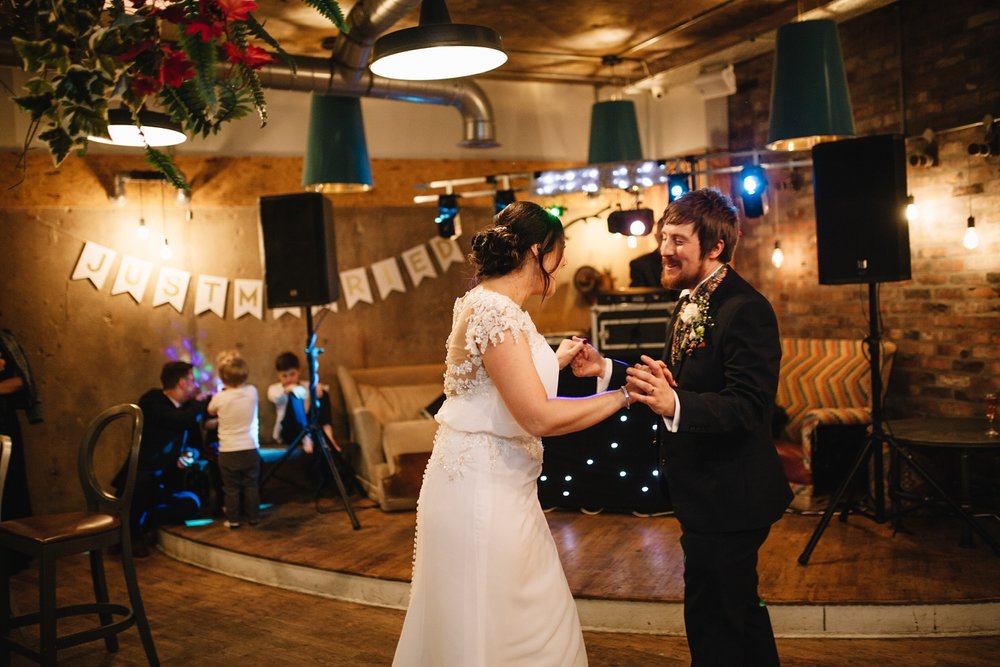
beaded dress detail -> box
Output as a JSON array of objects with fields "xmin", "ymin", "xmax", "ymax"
[{"xmin": 393, "ymin": 286, "xmax": 587, "ymax": 667}]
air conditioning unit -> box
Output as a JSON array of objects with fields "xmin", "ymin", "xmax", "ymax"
[{"xmin": 694, "ymin": 64, "xmax": 737, "ymax": 100}]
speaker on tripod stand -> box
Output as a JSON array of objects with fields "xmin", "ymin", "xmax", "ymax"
[
  {"xmin": 258, "ymin": 192, "xmax": 360, "ymax": 530},
  {"xmin": 799, "ymin": 134, "xmax": 994, "ymax": 562}
]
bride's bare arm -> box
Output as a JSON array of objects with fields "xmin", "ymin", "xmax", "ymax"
[{"xmin": 482, "ymin": 332, "xmax": 630, "ymax": 438}]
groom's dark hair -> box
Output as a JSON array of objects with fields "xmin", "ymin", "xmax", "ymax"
[{"xmin": 659, "ymin": 188, "xmax": 740, "ymax": 263}]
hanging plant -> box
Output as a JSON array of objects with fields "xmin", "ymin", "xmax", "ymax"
[{"xmin": 0, "ymin": 0, "xmax": 348, "ymax": 190}]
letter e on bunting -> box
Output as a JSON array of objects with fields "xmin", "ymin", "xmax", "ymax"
[{"xmin": 401, "ymin": 244, "xmax": 437, "ymax": 287}]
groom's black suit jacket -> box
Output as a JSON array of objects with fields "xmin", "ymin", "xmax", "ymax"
[{"xmin": 611, "ymin": 267, "xmax": 792, "ymax": 533}]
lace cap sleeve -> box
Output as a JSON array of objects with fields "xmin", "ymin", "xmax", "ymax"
[{"xmin": 463, "ymin": 289, "xmax": 535, "ymax": 356}]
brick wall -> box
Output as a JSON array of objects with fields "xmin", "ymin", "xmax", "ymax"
[{"xmin": 729, "ymin": 0, "xmax": 1000, "ymax": 418}]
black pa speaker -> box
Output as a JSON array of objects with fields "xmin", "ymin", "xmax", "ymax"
[
  {"xmin": 812, "ymin": 134, "xmax": 911, "ymax": 285},
  {"xmin": 259, "ymin": 193, "xmax": 339, "ymax": 307}
]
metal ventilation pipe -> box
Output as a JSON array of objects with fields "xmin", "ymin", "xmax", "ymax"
[
  {"xmin": 259, "ymin": 0, "xmax": 499, "ymax": 148},
  {"xmin": 0, "ymin": 0, "xmax": 500, "ymax": 148},
  {"xmin": 255, "ymin": 55, "xmax": 498, "ymax": 149}
]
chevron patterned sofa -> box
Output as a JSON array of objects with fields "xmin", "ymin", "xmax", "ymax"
[{"xmin": 773, "ymin": 337, "xmax": 897, "ymax": 503}]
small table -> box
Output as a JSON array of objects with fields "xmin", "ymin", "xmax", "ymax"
[{"xmin": 890, "ymin": 417, "xmax": 1000, "ymax": 552}]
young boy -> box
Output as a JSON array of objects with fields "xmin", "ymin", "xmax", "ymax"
[
  {"xmin": 207, "ymin": 351, "xmax": 261, "ymax": 528},
  {"xmin": 267, "ymin": 352, "xmax": 359, "ymax": 493},
  {"xmin": 267, "ymin": 351, "xmax": 335, "ymax": 455}
]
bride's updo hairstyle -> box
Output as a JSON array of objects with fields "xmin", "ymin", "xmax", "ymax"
[{"xmin": 471, "ymin": 201, "xmax": 565, "ymax": 296}]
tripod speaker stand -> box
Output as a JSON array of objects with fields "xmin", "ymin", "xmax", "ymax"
[
  {"xmin": 259, "ymin": 309, "xmax": 361, "ymax": 530},
  {"xmin": 798, "ymin": 283, "xmax": 996, "ymax": 563}
]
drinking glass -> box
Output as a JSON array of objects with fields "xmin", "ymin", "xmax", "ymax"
[{"xmin": 985, "ymin": 393, "xmax": 999, "ymax": 438}]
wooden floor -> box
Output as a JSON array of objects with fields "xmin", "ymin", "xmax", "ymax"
[
  {"xmin": 161, "ymin": 496, "xmax": 1000, "ymax": 605},
  {"xmin": 9, "ymin": 548, "xmax": 1000, "ymax": 666}
]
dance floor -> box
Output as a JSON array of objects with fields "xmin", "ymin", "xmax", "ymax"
[{"xmin": 160, "ymin": 491, "xmax": 1000, "ymax": 638}]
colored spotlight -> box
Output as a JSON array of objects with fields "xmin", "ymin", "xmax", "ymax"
[
  {"xmin": 739, "ymin": 165, "xmax": 767, "ymax": 218},
  {"xmin": 494, "ymin": 189, "xmax": 515, "ymax": 214},
  {"xmin": 435, "ymin": 193, "xmax": 460, "ymax": 238},
  {"xmin": 667, "ymin": 173, "xmax": 692, "ymax": 202}
]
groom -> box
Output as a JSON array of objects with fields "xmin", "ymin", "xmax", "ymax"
[{"xmin": 574, "ymin": 188, "xmax": 792, "ymax": 665}]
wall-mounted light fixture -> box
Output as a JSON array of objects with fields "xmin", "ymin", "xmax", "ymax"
[
  {"xmin": 89, "ymin": 108, "xmax": 186, "ymax": 148},
  {"xmin": 766, "ymin": 19, "xmax": 855, "ymax": 152},
  {"xmin": 907, "ymin": 129, "xmax": 938, "ymax": 168},
  {"xmin": 370, "ymin": 0, "xmax": 507, "ymax": 80},
  {"xmin": 968, "ymin": 114, "xmax": 999, "ymax": 157}
]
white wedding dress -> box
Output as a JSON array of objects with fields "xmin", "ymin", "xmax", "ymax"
[{"xmin": 392, "ymin": 286, "xmax": 587, "ymax": 667}]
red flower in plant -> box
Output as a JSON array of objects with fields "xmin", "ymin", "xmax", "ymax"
[
  {"xmin": 222, "ymin": 42, "xmax": 273, "ymax": 69},
  {"xmin": 160, "ymin": 45, "xmax": 195, "ymax": 88},
  {"xmin": 185, "ymin": 20, "xmax": 224, "ymax": 42},
  {"xmin": 117, "ymin": 39, "xmax": 155, "ymax": 63},
  {"xmin": 156, "ymin": 4, "xmax": 187, "ymax": 24},
  {"xmin": 130, "ymin": 73, "xmax": 162, "ymax": 97},
  {"xmin": 214, "ymin": 0, "xmax": 257, "ymax": 22}
]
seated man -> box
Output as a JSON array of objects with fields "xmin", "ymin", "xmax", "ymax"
[{"xmin": 113, "ymin": 361, "xmax": 209, "ymax": 555}]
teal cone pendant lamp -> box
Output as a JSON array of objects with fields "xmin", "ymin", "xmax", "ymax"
[
  {"xmin": 767, "ymin": 19, "xmax": 855, "ymax": 152},
  {"xmin": 588, "ymin": 99, "xmax": 643, "ymax": 164},
  {"xmin": 303, "ymin": 95, "xmax": 373, "ymax": 193}
]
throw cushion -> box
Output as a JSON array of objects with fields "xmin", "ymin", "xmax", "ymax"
[{"xmin": 358, "ymin": 383, "xmax": 444, "ymax": 423}]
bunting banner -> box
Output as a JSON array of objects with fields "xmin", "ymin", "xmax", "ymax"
[
  {"xmin": 152, "ymin": 267, "xmax": 191, "ymax": 313},
  {"xmin": 233, "ymin": 279, "xmax": 264, "ymax": 320},
  {"xmin": 340, "ymin": 267, "xmax": 374, "ymax": 310},
  {"xmin": 401, "ymin": 244, "xmax": 437, "ymax": 287},
  {"xmin": 371, "ymin": 257, "xmax": 407, "ymax": 300},
  {"xmin": 110, "ymin": 255, "xmax": 153, "ymax": 303},
  {"xmin": 71, "ymin": 242, "xmax": 117, "ymax": 290},
  {"xmin": 69, "ymin": 236, "xmax": 461, "ymax": 320},
  {"xmin": 194, "ymin": 274, "xmax": 228, "ymax": 317}
]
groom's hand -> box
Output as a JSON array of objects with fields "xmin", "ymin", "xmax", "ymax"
[
  {"xmin": 569, "ymin": 337, "xmax": 606, "ymax": 378},
  {"xmin": 626, "ymin": 355, "xmax": 678, "ymax": 416}
]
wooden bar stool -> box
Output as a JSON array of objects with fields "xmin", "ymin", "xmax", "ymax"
[{"xmin": 0, "ymin": 403, "xmax": 159, "ymax": 665}]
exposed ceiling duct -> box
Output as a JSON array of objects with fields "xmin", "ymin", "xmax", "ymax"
[
  {"xmin": 227, "ymin": 0, "xmax": 500, "ymax": 149},
  {"xmin": 0, "ymin": 0, "xmax": 499, "ymax": 149}
]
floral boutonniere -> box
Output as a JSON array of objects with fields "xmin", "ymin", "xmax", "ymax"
[
  {"xmin": 670, "ymin": 265, "xmax": 727, "ymax": 365},
  {"xmin": 673, "ymin": 293, "xmax": 714, "ymax": 363}
]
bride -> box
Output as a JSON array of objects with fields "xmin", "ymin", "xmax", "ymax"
[{"xmin": 392, "ymin": 201, "xmax": 634, "ymax": 666}]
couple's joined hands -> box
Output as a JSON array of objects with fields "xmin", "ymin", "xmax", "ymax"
[
  {"xmin": 560, "ymin": 337, "xmax": 679, "ymax": 416},
  {"xmin": 626, "ymin": 355, "xmax": 678, "ymax": 417}
]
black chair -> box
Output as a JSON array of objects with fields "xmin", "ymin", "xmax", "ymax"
[{"xmin": 0, "ymin": 403, "xmax": 159, "ymax": 665}]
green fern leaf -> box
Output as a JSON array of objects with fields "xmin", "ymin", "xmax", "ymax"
[
  {"xmin": 301, "ymin": 0, "xmax": 350, "ymax": 34},
  {"xmin": 145, "ymin": 146, "xmax": 190, "ymax": 192},
  {"xmin": 243, "ymin": 14, "xmax": 297, "ymax": 74}
]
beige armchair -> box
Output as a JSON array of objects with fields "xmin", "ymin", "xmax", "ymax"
[{"xmin": 336, "ymin": 363, "xmax": 444, "ymax": 511}]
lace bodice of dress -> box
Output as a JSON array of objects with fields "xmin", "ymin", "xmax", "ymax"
[{"xmin": 442, "ymin": 286, "xmax": 539, "ymax": 398}]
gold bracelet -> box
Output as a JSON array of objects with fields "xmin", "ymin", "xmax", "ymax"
[{"xmin": 619, "ymin": 385, "xmax": 631, "ymax": 410}]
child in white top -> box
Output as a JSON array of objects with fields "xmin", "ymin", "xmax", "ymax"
[{"xmin": 207, "ymin": 351, "xmax": 260, "ymax": 528}]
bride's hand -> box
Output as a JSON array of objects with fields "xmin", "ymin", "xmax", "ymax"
[{"xmin": 554, "ymin": 338, "xmax": 585, "ymax": 370}]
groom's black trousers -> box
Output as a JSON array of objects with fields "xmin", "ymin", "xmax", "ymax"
[{"xmin": 680, "ymin": 525, "xmax": 780, "ymax": 667}]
